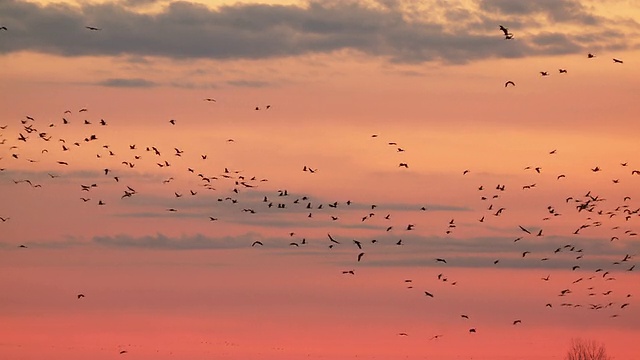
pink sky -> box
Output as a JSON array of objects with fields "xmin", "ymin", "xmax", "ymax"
[{"xmin": 1, "ymin": 0, "xmax": 639, "ymax": 359}]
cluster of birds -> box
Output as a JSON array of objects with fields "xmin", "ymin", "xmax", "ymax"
[
  {"xmin": 0, "ymin": 22, "xmax": 638, "ymax": 356},
  {"xmin": 499, "ymin": 25, "xmax": 624, "ymax": 88}
]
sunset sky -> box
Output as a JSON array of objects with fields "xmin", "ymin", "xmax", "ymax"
[{"xmin": 1, "ymin": 0, "xmax": 639, "ymax": 359}]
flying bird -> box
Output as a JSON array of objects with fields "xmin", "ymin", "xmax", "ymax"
[
  {"xmin": 613, "ymin": 58, "xmax": 623, "ymax": 64},
  {"xmin": 85, "ymin": 26, "xmax": 101, "ymax": 31},
  {"xmin": 505, "ymin": 81, "xmax": 515, "ymax": 87},
  {"xmin": 327, "ymin": 233, "xmax": 340, "ymax": 244}
]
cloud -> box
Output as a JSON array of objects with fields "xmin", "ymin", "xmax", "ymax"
[
  {"xmin": 226, "ymin": 79, "xmax": 272, "ymax": 88},
  {"xmin": 478, "ymin": 0, "xmax": 601, "ymax": 25},
  {"xmin": 92, "ymin": 233, "xmax": 260, "ymax": 249},
  {"xmin": 0, "ymin": 0, "xmax": 634, "ymax": 64},
  {"xmin": 96, "ymin": 77, "xmax": 158, "ymax": 87},
  {"xmin": 87, "ymin": 231, "xmax": 638, "ymax": 273}
]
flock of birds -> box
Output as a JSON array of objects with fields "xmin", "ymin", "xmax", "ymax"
[
  {"xmin": 498, "ymin": 25, "xmax": 625, "ymax": 88},
  {"xmin": 0, "ymin": 22, "xmax": 638, "ymax": 358}
]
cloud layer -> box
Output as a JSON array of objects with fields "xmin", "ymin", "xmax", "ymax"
[{"xmin": 0, "ymin": 0, "xmax": 635, "ymax": 64}]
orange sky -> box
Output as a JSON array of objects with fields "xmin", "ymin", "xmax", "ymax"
[{"xmin": 1, "ymin": 0, "xmax": 640, "ymax": 359}]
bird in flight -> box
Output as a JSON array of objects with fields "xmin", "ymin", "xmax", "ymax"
[
  {"xmin": 499, "ymin": 25, "xmax": 513, "ymax": 39},
  {"xmin": 505, "ymin": 81, "xmax": 515, "ymax": 87},
  {"xmin": 613, "ymin": 58, "xmax": 624, "ymax": 64},
  {"xmin": 77, "ymin": 294, "xmax": 85, "ymax": 299},
  {"xmin": 85, "ymin": 26, "xmax": 101, "ymax": 31},
  {"xmin": 327, "ymin": 233, "xmax": 340, "ymax": 244},
  {"xmin": 0, "ymin": 26, "xmax": 7, "ymax": 31}
]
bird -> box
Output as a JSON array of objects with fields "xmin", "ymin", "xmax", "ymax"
[
  {"xmin": 251, "ymin": 241, "xmax": 263, "ymax": 246},
  {"xmin": 588, "ymin": 53, "xmax": 596, "ymax": 58},
  {"xmin": 0, "ymin": 26, "xmax": 7, "ymax": 31},
  {"xmin": 327, "ymin": 233, "xmax": 340, "ymax": 244},
  {"xmin": 513, "ymin": 320, "xmax": 522, "ymax": 325},
  {"xmin": 77, "ymin": 294, "xmax": 85, "ymax": 299},
  {"xmin": 540, "ymin": 71, "xmax": 549, "ymax": 76},
  {"xmin": 613, "ymin": 58, "xmax": 623, "ymax": 64},
  {"xmin": 505, "ymin": 81, "xmax": 515, "ymax": 87},
  {"xmin": 499, "ymin": 25, "xmax": 512, "ymax": 39},
  {"xmin": 559, "ymin": 69, "xmax": 568, "ymax": 73},
  {"xmin": 357, "ymin": 252, "xmax": 365, "ymax": 262},
  {"xmin": 424, "ymin": 291, "xmax": 434, "ymax": 297},
  {"xmin": 169, "ymin": 119, "xmax": 176, "ymax": 125}
]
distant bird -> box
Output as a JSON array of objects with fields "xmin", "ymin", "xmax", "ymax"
[
  {"xmin": 435, "ymin": 258, "xmax": 447, "ymax": 264},
  {"xmin": 613, "ymin": 58, "xmax": 623, "ymax": 63},
  {"xmin": 559, "ymin": 69, "xmax": 568, "ymax": 74},
  {"xmin": 424, "ymin": 291, "xmax": 434, "ymax": 297},
  {"xmin": 251, "ymin": 241, "xmax": 263, "ymax": 247},
  {"xmin": 169, "ymin": 119, "xmax": 176, "ymax": 125},
  {"xmin": 513, "ymin": 320, "xmax": 522, "ymax": 325},
  {"xmin": 77, "ymin": 294, "xmax": 85, "ymax": 299},
  {"xmin": 540, "ymin": 71, "xmax": 549, "ymax": 76},
  {"xmin": 85, "ymin": 26, "xmax": 101, "ymax": 31},
  {"xmin": 588, "ymin": 53, "xmax": 595, "ymax": 58},
  {"xmin": 499, "ymin": 25, "xmax": 512, "ymax": 39},
  {"xmin": 469, "ymin": 328, "xmax": 476, "ymax": 333},
  {"xmin": 0, "ymin": 26, "xmax": 7, "ymax": 31},
  {"xmin": 19, "ymin": 244, "xmax": 27, "ymax": 248},
  {"xmin": 204, "ymin": 98, "xmax": 216, "ymax": 102},
  {"xmin": 504, "ymin": 81, "xmax": 515, "ymax": 87},
  {"xmin": 327, "ymin": 233, "xmax": 340, "ymax": 244},
  {"xmin": 357, "ymin": 252, "xmax": 365, "ymax": 262}
]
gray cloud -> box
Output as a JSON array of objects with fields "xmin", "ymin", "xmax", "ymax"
[
  {"xmin": 92, "ymin": 233, "xmax": 261, "ymax": 249},
  {"xmin": 0, "ymin": 0, "xmax": 633, "ymax": 64},
  {"xmin": 479, "ymin": 0, "xmax": 601, "ymax": 25},
  {"xmin": 96, "ymin": 77, "xmax": 158, "ymax": 87}
]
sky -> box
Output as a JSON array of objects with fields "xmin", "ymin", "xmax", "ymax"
[{"xmin": 1, "ymin": 0, "xmax": 640, "ymax": 359}]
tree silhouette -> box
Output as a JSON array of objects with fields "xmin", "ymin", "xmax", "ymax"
[{"xmin": 565, "ymin": 338, "xmax": 612, "ymax": 360}]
